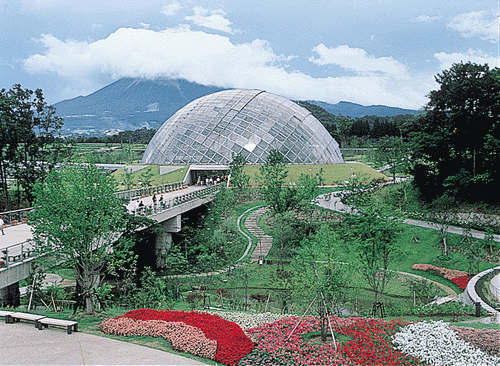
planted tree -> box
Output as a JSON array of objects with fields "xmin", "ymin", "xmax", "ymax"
[
  {"xmin": 426, "ymin": 195, "xmax": 457, "ymax": 257},
  {"xmin": 229, "ymin": 152, "xmax": 249, "ymax": 191},
  {"xmin": 343, "ymin": 210, "xmax": 401, "ymax": 315},
  {"xmin": 30, "ymin": 164, "xmax": 132, "ymax": 315},
  {"xmin": 293, "ymin": 225, "xmax": 352, "ymax": 341}
]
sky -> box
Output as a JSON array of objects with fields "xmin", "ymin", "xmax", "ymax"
[{"xmin": 0, "ymin": 0, "xmax": 499, "ymax": 110}]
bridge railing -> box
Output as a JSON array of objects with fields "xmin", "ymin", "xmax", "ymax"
[
  {"xmin": 133, "ymin": 185, "xmax": 219, "ymax": 217},
  {"xmin": 0, "ymin": 208, "xmax": 32, "ymax": 226},
  {"xmin": 115, "ymin": 182, "xmax": 185, "ymax": 201},
  {"xmin": 0, "ymin": 240, "xmax": 35, "ymax": 269}
]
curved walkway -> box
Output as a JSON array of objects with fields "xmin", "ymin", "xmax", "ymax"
[{"xmin": 244, "ymin": 207, "xmax": 273, "ymax": 262}]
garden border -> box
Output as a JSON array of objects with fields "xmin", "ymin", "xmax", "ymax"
[{"xmin": 465, "ymin": 265, "xmax": 500, "ymax": 315}]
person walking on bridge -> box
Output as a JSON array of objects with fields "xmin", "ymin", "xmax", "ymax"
[{"xmin": 0, "ymin": 216, "xmax": 4, "ymax": 235}]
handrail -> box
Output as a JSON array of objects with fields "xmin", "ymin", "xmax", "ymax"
[
  {"xmin": 115, "ymin": 182, "xmax": 185, "ymax": 201},
  {"xmin": 132, "ymin": 185, "xmax": 218, "ymax": 217},
  {"xmin": 0, "ymin": 240, "xmax": 35, "ymax": 269},
  {"xmin": 0, "ymin": 208, "xmax": 32, "ymax": 226}
]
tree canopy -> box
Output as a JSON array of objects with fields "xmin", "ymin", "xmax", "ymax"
[
  {"xmin": 409, "ymin": 62, "xmax": 500, "ymax": 203},
  {"xmin": 0, "ymin": 85, "xmax": 66, "ymax": 209},
  {"xmin": 30, "ymin": 164, "xmax": 132, "ymax": 314}
]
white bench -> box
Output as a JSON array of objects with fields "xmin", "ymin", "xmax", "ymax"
[
  {"xmin": 0, "ymin": 310, "xmax": 15, "ymax": 323},
  {"xmin": 37, "ymin": 317, "xmax": 78, "ymax": 334},
  {"xmin": 8, "ymin": 312, "xmax": 46, "ymax": 327}
]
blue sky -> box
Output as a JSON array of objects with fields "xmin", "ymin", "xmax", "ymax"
[{"xmin": 1, "ymin": 0, "xmax": 498, "ymax": 109}]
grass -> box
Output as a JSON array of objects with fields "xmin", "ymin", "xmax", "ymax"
[
  {"xmin": 243, "ymin": 162, "xmax": 387, "ymax": 186},
  {"xmin": 113, "ymin": 165, "xmax": 189, "ymax": 190}
]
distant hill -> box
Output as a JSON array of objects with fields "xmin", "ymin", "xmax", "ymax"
[
  {"xmin": 54, "ymin": 78, "xmax": 224, "ymax": 134},
  {"xmin": 53, "ymin": 78, "xmax": 420, "ymax": 134},
  {"xmin": 308, "ymin": 100, "xmax": 420, "ymax": 118}
]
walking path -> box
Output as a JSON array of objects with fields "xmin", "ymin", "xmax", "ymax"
[
  {"xmin": 0, "ymin": 321, "xmax": 208, "ymax": 365},
  {"xmin": 244, "ymin": 207, "xmax": 273, "ymax": 262}
]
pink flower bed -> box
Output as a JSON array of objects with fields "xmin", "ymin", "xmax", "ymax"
[
  {"xmin": 412, "ymin": 263, "xmax": 470, "ymax": 287},
  {"xmin": 100, "ymin": 309, "xmax": 253, "ymax": 365},
  {"xmin": 99, "ymin": 318, "xmax": 217, "ymax": 359},
  {"xmin": 450, "ymin": 326, "xmax": 500, "ymax": 357},
  {"xmin": 246, "ymin": 316, "xmax": 424, "ymax": 366}
]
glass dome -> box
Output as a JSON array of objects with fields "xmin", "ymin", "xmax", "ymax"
[{"xmin": 142, "ymin": 89, "xmax": 344, "ymax": 165}]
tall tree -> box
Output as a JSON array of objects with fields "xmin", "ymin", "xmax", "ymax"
[
  {"xmin": 334, "ymin": 114, "xmax": 354, "ymax": 148},
  {"xmin": 229, "ymin": 152, "xmax": 249, "ymax": 191},
  {"xmin": 343, "ymin": 209, "xmax": 401, "ymax": 313},
  {"xmin": 30, "ymin": 164, "xmax": 130, "ymax": 315},
  {"xmin": 0, "ymin": 85, "xmax": 66, "ymax": 208},
  {"xmin": 410, "ymin": 62, "xmax": 500, "ymax": 202}
]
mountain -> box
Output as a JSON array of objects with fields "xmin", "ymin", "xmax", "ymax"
[
  {"xmin": 53, "ymin": 78, "xmax": 420, "ymax": 135},
  {"xmin": 54, "ymin": 78, "xmax": 224, "ymax": 134},
  {"xmin": 308, "ymin": 100, "xmax": 420, "ymax": 118}
]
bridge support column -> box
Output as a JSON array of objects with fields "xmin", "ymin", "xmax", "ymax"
[
  {"xmin": 0, "ymin": 282, "xmax": 20, "ymax": 307},
  {"xmin": 155, "ymin": 215, "xmax": 181, "ymax": 269}
]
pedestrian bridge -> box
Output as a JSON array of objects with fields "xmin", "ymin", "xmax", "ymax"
[{"xmin": 0, "ymin": 182, "xmax": 219, "ymax": 302}]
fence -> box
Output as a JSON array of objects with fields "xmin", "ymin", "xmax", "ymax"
[
  {"xmin": 0, "ymin": 208, "xmax": 31, "ymax": 226},
  {"xmin": 132, "ymin": 185, "xmax": 219, "ymax": 217},
  {"xmin": 0, "ymin": 240, "xmax": 35, "ymax": 269},
  {"xmin": 115, "ymin": 182, "xmax": 185, "ymax": 201}
]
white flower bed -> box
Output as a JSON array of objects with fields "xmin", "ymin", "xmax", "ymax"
[
  {"xmin": 392, "ymin": 320, "xmax": 500, "ymax": 366},
  {"xmin": 202, "ymin": 311, "xmax": 290, "ymax": 330}
]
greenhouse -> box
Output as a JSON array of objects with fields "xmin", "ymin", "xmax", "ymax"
[{"xmin": 142, "ymin": 89, "xmax": 344, "ymax": 165}]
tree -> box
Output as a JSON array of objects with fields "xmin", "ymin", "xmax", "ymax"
[
  {"xmin": 426, "ymin": 195, "xmax": 457, "ymax": 257},
  {"xmin": 334, "ymin": 114, "xmax": 354, "ymax": 148},
  {"xmin": 343, "ymin": 210, "xmax": 401, "ymax": 313},
  {"xmin": 293, "ymin": 225, "xmax": 352, "ymax": 341},
  {"xmin": 374, "ymin": 136, "xmax": 410, "ymax": 182},
  {"xmin": 30, "ymin": 164, "xmax": 130, "ymax": 315},
  {"xmin": 259, "ymin": 150, "xmax": 292, "ymax": 214},
  {"xmin": 259, "ymin": 150, "xmax": 323, "ymax": 214},
  {"xmin": 229, "ymin": 152, "xmax": 249, "ymax": 190},
  {"xmin": 409, "ymin": 62, "xmax": 500, "ymax": 202},
  {"xmin": 0, "ymin": 85, "xmax": 66, "ymax": 207}
]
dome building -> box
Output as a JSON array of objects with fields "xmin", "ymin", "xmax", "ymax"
[{"xmin": 142, "ymin": 89, "xmax": 344, "ymax": 166}]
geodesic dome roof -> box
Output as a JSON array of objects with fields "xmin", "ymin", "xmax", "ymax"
[{"xmin": 141, "ymin": 89, "xmax": 344, "ymax": 165}]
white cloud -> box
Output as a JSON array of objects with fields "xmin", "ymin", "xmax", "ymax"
[
  {"xmin": 414, "ymin": 15, "xmax": 442, "ymax": 22},
  {"xmin": 434, "ymin": 49, "xmax": 499, "ymax": 70},
  {"xmin": 22, "ymin": 27, "xmax": 431, "ymax": 109},
  {"xmin": 309, "ymin": 44, "xmax": 410, "ymax": 79},
  {"xmin": 161, "ymin": 1, "xmax": 182, "ymax": 17},
  {"xmin": 139, "ymin": 22, "xmax": 150, "ymax": 29},
  {"xmin": 184, "ymin": 6, "xmax": 236, "ymax": 34},
  {"xmin": 447, "ymin": 11, "xmax": 498, "ymax": 43}
]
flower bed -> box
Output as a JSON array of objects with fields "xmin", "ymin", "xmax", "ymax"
[
  {"xmin": 99, "ymin": 309, "xmax": 254, "ymax": 365},
  {"xmin": 202, "ymin": 311, "xmax": 290, "ymax": 330},
  {"xmin": 412, "ymin": 263, "xmax": 471, "ymax": 289},
  {"xmin": 392, "ymin": 320, "xmax": 500, "ymax": 366},
  {"xmin": 451, "ymin": 275, "xmax": 472, "ymax": 290},
  {"xmin": 450, "ymin": 326, "xmax": 500, "ymax": 357},
  {"xmin": 245, "ymin": 316, "xmax": 425, "ymax": 366}
]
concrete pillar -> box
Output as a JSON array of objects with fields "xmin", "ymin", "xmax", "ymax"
[
  {"xmin": 0, "ymin": 282, "xmax": 20, "ymax": 307},
  {"xmin": 155, "ymin": 215, "xmax": 181, "ymax": 269}
]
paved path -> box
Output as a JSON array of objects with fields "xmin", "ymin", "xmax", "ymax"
[
  {"xmin": 245, "ymin": 207, "xmax": 273, "ymax": 262},
  {"xmin": 316, "ymin": 193, "xmax": 500, "ymax": 242},
  {"xmin": 0, "ymin": 321, "xmax": 208, "ymax": 365}
]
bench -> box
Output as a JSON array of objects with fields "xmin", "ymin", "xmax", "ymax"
[
  {"xmin": 0, "ymin": 310, "xmax": 15, "ymax": 323},
  {"xmin": 8, "ymin": 312, "xmax": 46, "ymax": 326},
  {"xmin": 37, "ymin": 317, "xmax": 78, "ymax": 334}
]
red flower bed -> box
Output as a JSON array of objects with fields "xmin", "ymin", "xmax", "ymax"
[
  {"xmin": 117, "ymin": 309, "xmax": 254, "ymax": 365},
  {"xmin": 247, "ymin": 316, "xmax": 425, "ymax": 366},
  {"xmin": 451, "ymin": 275, "xmax": 472, "ymax": 290}
]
